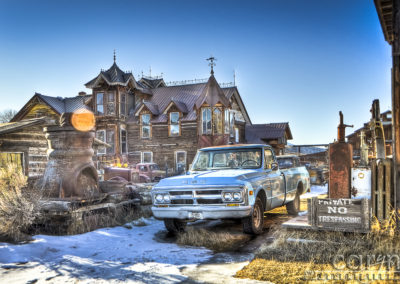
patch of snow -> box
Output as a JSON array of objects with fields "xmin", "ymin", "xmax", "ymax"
[
  {"xmin": 301, "ymin": 185, "xmax": 328, "ymax": 199},
  {"xmin": 0, "ymin": 217, "xmax": 212, "ymax": 283}
]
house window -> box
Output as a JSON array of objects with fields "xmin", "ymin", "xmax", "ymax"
[
  {"xmin": 107, "ymin": 93, "xmax": 115, "ymax": 115},
  {"xmin": 120, "ymin": 93, "xmax": 127, "ymax": 116},
  {"xmin": 141, "ymin": 114, "xmax": 151, "ymax": 138},
  {"xmin": 106, "ymin": 130, "xmax": 115, "ymax": 154},
  {"xmin": 224, "ymin": 109, "xmax": 230, "ymax": 134},
  {"xmin": 230, "ymin": 112, "xmax": 235, "ymax": 137},
  {"xmin": 96, "ymin": 93, "xmax": 104, "ymax": 115},
  {"xmin": 142, "ymin": 152, "xmax": 153, "ymax": 163},
  {"xmin": 96, "ymin": 130, "xmax": 106, "ymax": 155},
  {"xmin": 120, "ymin": 128, "xmax": 127, "ymax": 154},
  {"xmin": 213, "ymin": 107, "xmax": 223, "ymax": 134},
  {"xmin": 169, "ymin": 112, "xmax": 180, "ymax": 136},
  {"xmin": 201, "ymin": 107, "xmax": 212, "ymax": 135},
  {"xmin": 235, "ymin": 127, "xmax": 239, "ymax": 143},
  {"xmin": 175, "ymin": 151, "xmax": 187, "ymax": 174}
]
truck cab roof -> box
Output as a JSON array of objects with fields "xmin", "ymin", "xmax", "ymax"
[{"xmin": 199, "ymin": 144, "xmax": 271, "ymax": 151}]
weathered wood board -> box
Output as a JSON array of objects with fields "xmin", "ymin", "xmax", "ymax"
[{"xmin": 307, "ymin": 197, "xmax": 370, "ymax": 233}]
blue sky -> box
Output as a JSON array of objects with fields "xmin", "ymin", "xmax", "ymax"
[{"xmin": 0, "ymin": 0, "xmax": 392, "ymax": 144}]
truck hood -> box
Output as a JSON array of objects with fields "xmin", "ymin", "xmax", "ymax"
[{"xmin": 154, "ymin": 169, "xmax": 263, "ymax": 188}]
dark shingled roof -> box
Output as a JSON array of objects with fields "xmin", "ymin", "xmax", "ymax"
[
  {"xmin": 195, "ymin": 75, "xmax": 230, "ymax": 109},
  {"xmin": 37, "ymin": 94, "xmax": 90, "ymax": 114},
  {"xmin": 129, "ymin": 77, "xmax": 251, "ymax": 124},
  {"xmin": 139, "ymin": 77, "xmax": 166, "ymax": 89},
  {"xmin": 129, "ymin": 83, "xmax": 206, "ymax": 123},
  {"xmin": 85, "ymin": 62, "xmax": 136, "ymax": 88},
  {"xmin": 245, "ymin": 123, "xmax": 293, "ymax": 144},
  {"xmin": 12, "ymin": 93, "xmax": 91, "ymax": 122},
  {"xmin": 171, "ymin": 98, "xmax": 189, "ymax": 114}
]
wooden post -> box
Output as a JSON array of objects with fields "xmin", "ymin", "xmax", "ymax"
[
  {"xmin": 384, "ymin": 159, "xmax": 392, "ymax": 219},
  {"xmin": 378, "ymin": 161, "xmax": 384, "ymax": 221},
  {"xmin": 372, "ymin": 161, "xmax": 377, "ymax": 217},
  {"xmin": 392, "ymin": 0, "xmax": 400, "ymax": 229}
]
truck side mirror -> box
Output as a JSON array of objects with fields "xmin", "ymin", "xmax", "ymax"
[{"xmin": 271, "ymin": 162, "xmax": 279, "ymax": 171}]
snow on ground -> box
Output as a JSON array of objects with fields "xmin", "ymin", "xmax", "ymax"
[
  {"xmin": 301, "ymin": 184, "xmax": 328, "ymax": 199},
  {"xmin": 0, "ymin": 217, "xmax": 212, "ymax": 283}
]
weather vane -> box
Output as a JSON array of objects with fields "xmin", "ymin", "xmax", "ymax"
[
  {"xmin": 113, "ymin": 49, "xmax": 116, "ymax": 63},
  {"xmin": 206, "ymin": 56, "xmax": 217, "ymax": 75}
]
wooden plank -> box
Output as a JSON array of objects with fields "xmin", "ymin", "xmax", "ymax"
[
  {"xmin": 371, "ymin": 162, "xmax": 377, "ymax": 217},
  {"xmin": 384, "ymin": 159, "xmax": 392, "ymax": 220},
  {"xmin": 377, "ymin": 161, "xmax": 384, "ymax": 221}
]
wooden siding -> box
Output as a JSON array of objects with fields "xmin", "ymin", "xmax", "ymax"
[
  {"xmin": 0, "ymin": 125, "xmax": 48, "ymax": 179},
  {"xmin": 127, "ymin": 121, "xmax": 198, "ymax": 171}
]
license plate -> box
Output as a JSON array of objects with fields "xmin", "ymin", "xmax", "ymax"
[{"xmin": 189, "ymin": 212, "xmax": 203, "ymax": 220}]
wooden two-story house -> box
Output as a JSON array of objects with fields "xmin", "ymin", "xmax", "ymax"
[
  {"xmin": 84, "ymin": 59, "xmax": 251, "ymax": 173},
  {"xmin": 1, "ymin": 58, "xmax": 295, "ymax": 177}
]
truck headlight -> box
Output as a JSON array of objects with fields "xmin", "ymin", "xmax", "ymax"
[
  {"xmin": 155, "ymin": 194, "xmax": 164, "ymax": 203},
  {"xmin": 163, "ymin": 194, "xmax": 171, "ymax": 203},
  {"xmin": 233, "ymin": 192, "xmax": 242, "ymax": 201},
  {"xmin": 223, "ymin": 192, "xmax": 233, "ymax": 201}
]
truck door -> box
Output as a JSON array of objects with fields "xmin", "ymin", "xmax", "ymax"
[{"xmin": 264, "ymin": 148, "xmax": 285, "ymax": 208}]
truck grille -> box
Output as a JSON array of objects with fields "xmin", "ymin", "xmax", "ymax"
[
  {"xmin": 171, "ymin": 199, "xmax": 194, "ymax": 205},
  {"xmin": 167, "ymin": 189, "xmax": 224, "ymax": 205}
]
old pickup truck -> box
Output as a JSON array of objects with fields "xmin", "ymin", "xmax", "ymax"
[{"xmin": 151, "ymin": 144, "xmax": 310, "ymax": 234}]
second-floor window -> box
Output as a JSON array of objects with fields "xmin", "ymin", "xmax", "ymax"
[
  {"xmin": 169, "ymin": 112, "xmax": 180, "ymax": 136},
  {"xmin": 107, "ymin": 93, "xmax": 115, "ymax": 115},
  {"xmin": 224, "ymin": 109, "xmax": 230, "ymax": 134},
  {"xmin": 201, "ymin": 107, "xmax": 212, "ymax": 134},
  {"xmin": 141, "ymin": 114, "xmax": 151, "ymax": 138},
  {"xmin": 120, "ymin": 94, "xmax": 127, "ymax": 116},
  {"xmin": 97, "ymin": 93, "xmax": 104, "ymax": 115},
  {"xmin": 213, "ymin": 107, "xmax": 223, "ymax": 134}
]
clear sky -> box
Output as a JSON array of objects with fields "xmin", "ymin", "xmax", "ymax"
[{"xmin": 0, "ymin": 0, "xmax": 392, "ymax": 144}]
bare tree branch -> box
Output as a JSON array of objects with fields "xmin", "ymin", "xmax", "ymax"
[{"xmin": 0, "ymin": 109, "xmax": 17, "ymax": 123}]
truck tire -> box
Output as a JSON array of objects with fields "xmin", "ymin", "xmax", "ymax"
[
  {"xmin": 164, "ymin": 218, "xmax": 186, "ymax": 234},
  {"xmin": 286, "ymin": 192, "xmax": 300, "ymax": 215},
  {"xmin": 242, "ymin": 197, "xmax": 264, "ymax": 235}
]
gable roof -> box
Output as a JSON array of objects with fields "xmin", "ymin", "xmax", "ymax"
[
  {"xmin": 195, "ymin": 75, "xmax": 230, "ymax": 109},
  {"xmin": 245, "ymin": 123, "xmax": 293, "ymax": 144},
  {"xmin": 129, "ymin": 76, "xmax": 251, "ymax": 124},
  {"xmin": 12, "ymin": 93, "xmax": 90, "ymax": 122},
  {"xmin": 129, "ymin": 83, "xmax": 206, "ymax": 123},
  {"xmin": 222, "ymin": 86, "xmax": 252, "ymax": 125},
  {"xmin": 139, "ymin": 77, "xmax": 166, "ymax": 89},
  {"xmin": 85, "ymin": 62, "xmax": 137, "ymax": 88},
  {"xmin": 0, "ymin": 117, "xmax": 50, "ymax": 135}
]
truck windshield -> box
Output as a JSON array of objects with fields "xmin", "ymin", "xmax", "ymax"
[{"xmin": 191, "ymin": 148, "xmax": 262, "ymax": 171}]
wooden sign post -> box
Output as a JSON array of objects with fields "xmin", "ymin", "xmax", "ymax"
[{"xmin": 308, "ymin": 197, "xmax": 371, "ymax": 233}]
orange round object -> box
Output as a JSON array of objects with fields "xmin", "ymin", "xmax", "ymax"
[{"xmin": 71, "ymin": 109, "xmax": 95, "ymax": 132}]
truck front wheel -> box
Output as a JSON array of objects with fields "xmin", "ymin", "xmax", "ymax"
[
  {"xmin": 242, "ymin": 197, "xmax": 264, "ymax": 234},
  {"xmin": 286, "ymin": 192, "xmax": 300, "ymax": 215},
  {"xmin": 164, "ymin": 218, "xmax": 187, "ymax": 234}
]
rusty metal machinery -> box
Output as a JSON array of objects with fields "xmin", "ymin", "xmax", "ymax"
[{"xmin": 329, "ymin": 111, "xmax": 353, "ymax": 198}]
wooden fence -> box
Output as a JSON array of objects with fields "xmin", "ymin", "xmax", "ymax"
[{"xmin": 371, "ymin": 159, "xmax": 393, "ymax": 221}]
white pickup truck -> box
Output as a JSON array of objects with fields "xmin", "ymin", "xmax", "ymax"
[{"xmin": 151, "ymin": 144, "xmax": 310, "ymax": 234}]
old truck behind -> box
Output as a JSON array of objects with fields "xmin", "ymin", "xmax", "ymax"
[{"xmin": 151, "ymin": 144, "xmax": 310, "ymax": 234}]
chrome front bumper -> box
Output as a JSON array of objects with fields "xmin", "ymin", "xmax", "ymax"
[{"xmin": 151, "ymin": 205, "xmax": 252, "ymax": 220}]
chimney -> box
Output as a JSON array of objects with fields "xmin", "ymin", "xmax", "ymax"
[{"xmin": 78, "ymin": 91, "xmax": 87, "ymax": 96}]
